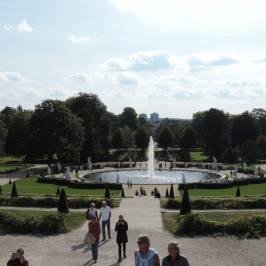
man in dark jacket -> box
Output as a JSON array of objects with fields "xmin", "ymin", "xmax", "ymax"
[
  {"xmin": 115, "ymin": 215, "xmax": 128, "ymax": 262},
  {"xmin": 162, "ymin": 242, "xmax": 189, "ymax": 266}
]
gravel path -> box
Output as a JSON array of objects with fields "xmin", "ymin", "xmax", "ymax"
[{"xmin": 0, "ymin": 196, "xmax": 266, "ymax": 266}]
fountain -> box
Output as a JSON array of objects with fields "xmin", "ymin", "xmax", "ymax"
[{"xmin": 147, "ymin": 136, "xmax": 155, "ymax": 177}]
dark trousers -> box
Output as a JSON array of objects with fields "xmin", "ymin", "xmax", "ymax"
[
  {"xmin": 102, "ymin": 219, "xmax": 110, "ymax": 239},
  {"xmin": 91, "ymin": 241, "xmax": 98, "ymax": 260},
  {"xmin": 118, "ymin": 242, "xmax": 126, "ymax": 259}
]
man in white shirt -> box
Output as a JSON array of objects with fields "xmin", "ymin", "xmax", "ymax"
[{"xmin": 99, "ymin": 200, "xmax": 111, "ymax": 241}]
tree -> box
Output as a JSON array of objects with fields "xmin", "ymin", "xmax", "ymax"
[
  {"xmin": 26, "ymin": 100, "xmax": 85, "ymax": 163},
  {"xmin": 11, "ymin": 181, "xmax": 18, "ymax": 198},
  {"xmin": 0, "ymin": 119, "xmax": 7, "ymax": 156},
  {"xmin": 119, "ymin": 107, "xmax": 137, "ymax": 130},
  {"xmin": 1, "ymin": 106, "xmax": 16, "ymax": 130},
  {"xmin": 0, "ymin": 185, "xmax": 2, "ymax": 195},
  {"xmin": 105, "ymin": 184, "xmax": 110, "ymax": 198},
  {"xmin": 236, "ymin": 186, "xmax": 241, "ymax": 197},
  {"xmin": 180, "ymin": 126, "xmax": 196, "ymax": 149},
  {"xmin": 256, "ymin": 135, "xmax": 266, "ymax": 158},
  {"xmin": 135, "ymin": 127, "xmax": 149, "ymax": 152},
  {"xmin": 58, "ymin": 188, "xmax": 69, "ymax": 213},
  {"xmin": 5, "ymin": 111, "xmax": 32, "ymax": 156},
  {"xmin": 222, "ymin": 147, "xmax": 239, "ymax": 163},
  {"xmin": 66, "ymin": 93, "xmax": 112, "ymax": 161},
  {"xmin": 169, "ymin": 184, "xmax": 175, "ymax": 198},
  {"xmin": 56, "ymin": 186, "xmax": 60, "ymax": 196},
  {"xmin": 240, "ymin": 140, "xmax": 261, "ymax": 164},
  {"xmin": 180, "ymin": 188, "xmax": 191, "ymax": 215},
  {"xmin": 158, "ymin": 127, "xmax": 173, "ymax": 151},
  {"xmin": 122, "ymin": 126, "xmax": 135, "ymax": 149},
  {"xmin": 165, "ymin": 188, "xmax": 169, "ymax": 198},
  {"xmin": 251, "ymin": 108, "xmax": 266, "ymax": 134},
  {"xmin": 121, "ymin": 187, "xmax": 125, "ymax": 198},
  {"xmin": 231, "ymin": 111, "xmax": 259, "ymax": 147},
  {"xmin": 112, "ymin": 128, "xmax": 125, "ymax": 149}
]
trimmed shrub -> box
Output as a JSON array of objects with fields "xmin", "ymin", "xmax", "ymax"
[
  {"xmin": 121, "ymin": 187, "xmax": 125, "ymax": 198},
  {"xmin": 58, "ymin": 189, "xmax": 69, "ymax": 213},
  {"xmin": 165, "ymin": 188, "xmax": 169, "ymax": 198},
  {"xmin": 180, "ymin": 188, "xmax": 191, "ymax": 215},
  {"xmin": 56, "ymin": 186, "xmax": 60, "ymax": 196},
  {"xmin": 9, "ymin": 178, "xmax": 12, "ymax": 184},
  {"xmin": 11, "ymin": 181, "xmax": 18, "ymax": 198},
  {"xmin": 236, "ymin": 186, "xmax": 241, "ymax": 197},
  {"xmin": 169, "ymin": 184, "xmax": 174, "ymax": 198},
  {"xmin": 105, "ymin": 184, "xmax": 110, "ymax": 198},
  {"xmin": 0, "ymin": 185, "xmax": 2, "ymax": 195}
]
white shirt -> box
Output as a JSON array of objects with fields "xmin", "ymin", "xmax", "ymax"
[{"xmin": 100, "ymin": 206, "xmax": 111, "ymax": 221}]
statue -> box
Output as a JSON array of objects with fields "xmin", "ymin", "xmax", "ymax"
[
  {"xmin": 87, "ymin": 157, "xmax": 92, "ymax": 171},
  {"xmin": 233, "ymin": 166, "xmax": 238, "ymax": 179},
  {"xmin": 64, "ymin": 167, "xmax": 72, "ymax": 180},
  {"xmin": 212, "ymin": 156, "xmax": 217, "ymax": 170},
  {"xmin": 182, "ymin": 173, "xmax": 186, "ymax": 184},
  {"xmin": 116, "ymin": 173, "xmax": 120, "ymax": 184},
  {"xmin": 129, "ymin": 157, "xmax": 132, "ymax": 168},
  {"xmin": 57, "ymin": 162, "xmax": 62, "ymax": 173},
  {"xmin": 47, "ymin": 165, "xmax": 52, "ymax": 175}
]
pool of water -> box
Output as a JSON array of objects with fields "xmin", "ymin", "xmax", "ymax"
[{"xmin": 85, "ymin": 169, "xmax": 220, "ymax": 184}]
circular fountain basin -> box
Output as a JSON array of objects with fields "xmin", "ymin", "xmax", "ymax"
[{"xmin": 85, "ymin": 169, "xmax": 221, "ymax": 184}]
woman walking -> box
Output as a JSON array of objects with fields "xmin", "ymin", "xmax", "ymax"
[
  {"xmin": 88, "ymin": 216, "xmax": 100, "ymax": 263},
  {"xmin": 115, "ymin": 215, "xmax": 128, "ymax": 262}
]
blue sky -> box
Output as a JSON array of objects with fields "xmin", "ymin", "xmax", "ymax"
[{"xmin": 1, "ymin": 0, "xmax": 266, "ymax": 118}]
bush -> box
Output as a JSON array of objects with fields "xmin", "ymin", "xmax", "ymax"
[
  {"xmin": 121, "ymin": 187, "xmax": 125, "ymax": 198},
  {"xmin": 11, "ymin": 181, "xmax": 18, "ymax": 198},
  {"xmin": 180, "ymin": 188, "xmax": 191, "ymax": 215},
  {"xmin": 0, "ymin": 211, "xmax": 67, "ymax": 234},
  {"xmin": 169, "ymin": 184, "xmax": 174, "ymax": 198},
  {"xmin": 105, "ymin": 184, "xmax": 110, "ymax": 198},
  {"xmin": 58, "ymin": 189, "xmax": 69, "ymax": 213},
  {"xmin": 0, "ymin": 185, "xmax": 2, "ymax": 195},
  {"xmin": 165, "ymin": 188, "xmax": 169, "ymax": 198},
  {"xmin": 236, "ymin": 186, "xmax": 241, "ymax": 197},
  {"xmin": 56, "ymin": 186, "xmax": 60, "ymax": 196}
]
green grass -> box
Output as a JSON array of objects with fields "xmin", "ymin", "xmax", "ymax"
[
  {"xmin": 162, "ymin": 211, "xmax": 266, "ymax": 232},
  {"xmin": 0, "ymin": 208, "xmax": 85, "ymax": 231},
  {"xmin": 0, "ymin": 156, "xmax": 22, "ymax": 163},
  {"xmin": 0, "ymin": 165, "xmax": 18, "ymax": 172},
  {"xmin": 188, "ymin": 183, "xmax": 266, "ymax": 197},
  {"xmin": 190, "ymin": 151, "xmax": 208, "ymax": 161},
  {"xmin": 1, "ymin": 176, "xmax": 121, "ymax": 197}
]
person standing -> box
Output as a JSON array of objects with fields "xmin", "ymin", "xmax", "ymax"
[
  {"xmin": 134, "ymin": 235, "xmax": 160, "ymax": 266},
  {"xmin": 162, "ymin": 242, "xmax": 189, "ymax": 266},
  {"xmin": 88, "ymin": 216, "xmax": 101, "ymax": 263},
  {"xmin": 86, "ymin": 202, "xmax": 98, "ymax": 220},
  {"xmin": 115, "ymin": 215, "xmax": 128, "ymax": 262},
  {"xmin": 99, "ymin": 200, "xmax": 111, "ymax": 241}
]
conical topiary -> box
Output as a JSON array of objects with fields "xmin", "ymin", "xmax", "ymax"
[
  {"xmin": 169, "ymin": 184, "xmax": 174, "ymax": 198},
  {"xmin": 165, "ymin": 188, "xmax": 169, "ymax": 198},
  {"xmin": 105, "ymin": 184, "xmax": 110, "ymax": 198},
  {"xmin": 0, "ymin": 185, "xmax": 2, "ymax": 195},
  {"xmin": 9, "ymin": 178, "xmax": 12, "ymax": 185},
  {"xmin": 180, "ymin": 187, "xmax": 191, "ymax": 215},
  {"xmin": 11, "ymin": 181, "xmax": 18, "ymax": 198},
  {"xmin": 121, "ymin": 186, "xmax": 125, "ymax": 198},
  {"xmin": 58, "ymin": 188, "xmax": 69, "ymax": 213},
  {"xmin": 236, "ymin": 186, "xmax": 241, "ymax": 197},
  {"xmin": 56, "ymin": 186, "xmax": 60, "ymax": 196}
]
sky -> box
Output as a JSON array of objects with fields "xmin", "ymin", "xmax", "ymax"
[{"xmin": 1, "ymin": 0, "xmax": 266, "ymax": 118}]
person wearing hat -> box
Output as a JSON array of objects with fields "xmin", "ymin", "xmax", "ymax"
[
  {"xmin": 134, "ymin": 234, "xmax": 160, "ymax": 266},
  {"xmin": 86, "ymin": 202, "xmax": 98, "ymax": 220},
  {"xmin": 162, "ymin": 241, "xmax": 189, "ymax": 266},
  {"xmin": 88, "ymin": 216, "xmax": 101, "ymax": 263},
  {"xmin": 115, "ymin": 214, "xmax": 128, "ymax": 262}
]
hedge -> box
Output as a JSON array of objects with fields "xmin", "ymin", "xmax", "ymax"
[
  {"xmin": 0, "ymin": 196, "xmax": 118, "ymax": 209},
  {"xmin": 173, "ymin": 213, "xmax": 266, "ymax": 238},
  {"xmin": 0, "ymin": 211, "xmax": 67, "ymax": 234},
  {"xmin": 163, "ymin": 198, "xmax": 266, "ymax": 210}
]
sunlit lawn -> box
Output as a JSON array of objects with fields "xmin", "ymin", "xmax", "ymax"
[
  {"xmin": 190, "ymin": 151, "xmax": 208, "ymax": 161},
  {"xmin": 0, "ymin": 156, "xmax": 22, "ymax": 163},
  {"xmin": 0, "ymin": 165, "xmax": 18, "ymax": 172},
  {"xmin": 1, "ymin": 176, "xmax": 121, "ymax": 197}
]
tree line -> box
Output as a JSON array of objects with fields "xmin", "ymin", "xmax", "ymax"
[{"xmin": 0, "ymin": 92, "xmax": 266, "ymax": 164}]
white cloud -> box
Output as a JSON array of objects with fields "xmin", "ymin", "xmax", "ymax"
[
  {"xmin": 17, "ymin": 20, "xmax": 33, "ymax": 32},
  {"xmin": 106, "ymin": 50, "xmax": 176, "ymax": 71},
  {"xmin": 68, "ymin": 35, "xmax": 99, "ymax": 44},
  {"xmin": 115, "ymin": 72, "xmax": 139, "ymax": 85},
  {"xmin": 69, "ymin": 73, "xmax": 92, "ymax": 83},
  {"xmin": 2, "ymin": 20, "xmax": 33, "ymax": 33},
  {"xmin": 0, "ymin": 72, "xmax": 28, "ymax": 82}
]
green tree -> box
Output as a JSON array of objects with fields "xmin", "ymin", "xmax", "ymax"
[
  {"xmin": 58, "ymin": 188, "xmax": 69, "ymax": 213},
  {"xmin": 256, "ymin": 135, "xmax": 266, "ymax": 158},
  {"xmin": 0, "ymin": 119, "xmax": 7, "ymax": 156},
  {"xmin": 158, "ymin": 127, "xmax": 173, "ymax": 151},
  {"xmin": 66, "ymin": 93, "xmax": 112, "ymax": 161},
  {"xmin": 26, "ymin": 100, "xmax": 85, "ymax": 163},
  {"xmin": 251, "ymin": 108, "xmax": 266, "ymax": 134},
  {"xmin": 1, "ymin": 106, "xmax": 16, "ymax": 130},
  {"xmin": 165, "ymin": 188, "xmax": 169, "ymax": 198},
  {"xmin": 236, "ymin": 186, "xmax": 241, "ymax": 197},
  {"xmin": 180, "ymin": 188, "xmax": 191, "ymax": 215},
  {"xmin": 11, "ymin": 181, "xmax": 18, "ymax": 198},
  {"xmin": 105, "ymin": 184, "xmax": 110, "ymax": 198},
  {"xmin": 231, "ymin": 111, "xmax": 259, "ymax": 147},
  {"xmin": 169, "ymin": 184, "xmax": 174, "ymax": 198},
  {"xmin": 222, "ymin": 147, "xmax": 239, "ymax": 163},
  {"xmin": 135, "ymin": 127, "xmax": 149, "ymax": 152},
  {"xmin": 122, "ymin": 126, "xmax": 135, "ymax": 149},
  {"xmin": 56, "ymin": 186, "xmax": 60, "ymax": 196},
  {"xmin": 240, "ymin": 140, "xmax": 261, "ymax": 164},
  {"xmin": 5, "ymin": 111, "xmax": 32, "ymax": 156},
  {"xmin": 180, "ymin": 126, "xmax": 196, "ymax": 149},
  {"xmin": 119, "ymin": 107, "xmax": 137, "ymax": 130},
  {"xmin": 112, "ymin": 128, "xmax": 125, "ymax": 149}
]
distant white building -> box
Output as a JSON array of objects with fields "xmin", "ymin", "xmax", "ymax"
[{"xmin": 150, "ymin": 113, "xmax": 159, "ymax": 123}]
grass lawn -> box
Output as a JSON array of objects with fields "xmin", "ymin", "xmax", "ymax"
[
  {"xmin": 190, "ymin": 151, "xmax": 208, "ymax": 161},
  {"xmin": 0, "ymin": 156, "xmax": 22, "ymax": 163},
  {"xmin": 0, "ymin": 209, "xmax": 85, "ymax": 231},
  {"xmin": 0, "ymin": 165, "xmax": 18, "ymax": 172},
  {"xmin": 1, "ymin": 176, "xmax": 121, "ymax": 197},
  {"xmin": 188, "ymin": 183, "xmax": 266, "ymax": 197},
  {"xmin": 162, "ymin": 211, "xmax": 266, "ymax": 232}
]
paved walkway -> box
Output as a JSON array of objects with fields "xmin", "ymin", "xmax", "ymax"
[{"xmin": 1, "ymin": 197, "xmax": 266, "ymax": 265}]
